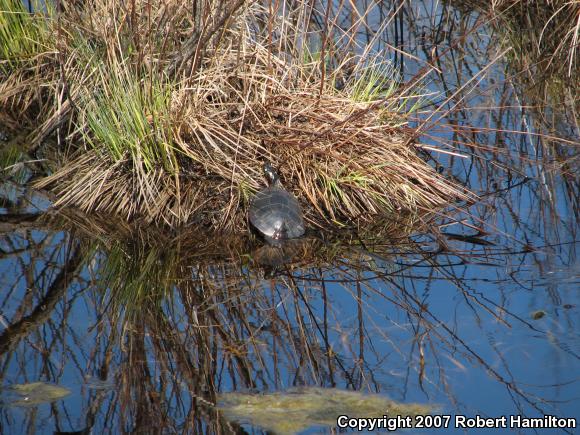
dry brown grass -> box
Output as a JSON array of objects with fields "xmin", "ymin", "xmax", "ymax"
[
  {"xmin": 1, "ymin": 0, "xmax": 473, "ymax": 230},
  {"xmin": 462, "ymin": 0, "xmax": 580, "ymax": 78}
]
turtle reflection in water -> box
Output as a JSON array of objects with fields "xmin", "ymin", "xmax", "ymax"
[
  {"xmin": 252, "ymin": 238, "xmax": 318, "ymax": 278},
  {"xmin": 253, "ymin": 239, "xmax": 304, "ymax": 267},
  {"xmin": 249, "ymin": 162, "xmax": 305, "ymax": 242}
]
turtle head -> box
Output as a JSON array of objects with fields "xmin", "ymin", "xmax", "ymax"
[{"xmin": 263, "ymin": 162, "xmax": 280, "ymax": 187}]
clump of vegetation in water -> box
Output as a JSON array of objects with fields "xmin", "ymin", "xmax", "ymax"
[
  {"xmin": 459, "ymin": 0, "xmax": 579, "ymax": 79},
  {"xmin": 0, "ymin": 0, "xmax": 473, "ymax": 230}
]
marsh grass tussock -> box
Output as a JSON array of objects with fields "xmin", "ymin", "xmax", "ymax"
[
  {"xmin": 1, "ymin": 0, "xmax": 473, "ymax": 230},
  {"xmin": 462, "ymin": 0, "xmax": 580, "ymax": 79}
]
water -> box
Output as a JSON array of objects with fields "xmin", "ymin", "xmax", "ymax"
[{"xmin": 1, "ymin": 1, "xmax": 579, "ymax": 434}]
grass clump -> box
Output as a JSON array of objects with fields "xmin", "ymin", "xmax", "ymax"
[
  {"xmin": 349, "ymin": 59, "xmax": 400, "ymax": 103},
  {"xmin": 0, "ymin": 0, "xmax": 50, "ymax": 70},
  {"xmin": 1, "ymin": 0, "xmax": 473, "ymax": 230},
  {"xmin": 83, "ymin": 64, "xmax": 177, "ymax": 173},
  {"xmin": 462, "ymin": 0, "xmax": 580, "ymax": 78}
]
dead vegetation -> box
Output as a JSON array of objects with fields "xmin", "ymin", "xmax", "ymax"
[
  {"xmin": 460, "ymin": 0, "xmax": 580, "ymax": 79},
  {"xmin": 1, "ymin": 0, "xmax": 473, "ymax": 230}
]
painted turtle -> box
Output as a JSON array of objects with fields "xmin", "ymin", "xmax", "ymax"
[{"xmin": 249, "ymin": 162, "xmax": 305, "ymax": 241}]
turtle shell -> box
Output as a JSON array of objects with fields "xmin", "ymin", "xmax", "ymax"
[{"xmin": 249, "ymin": 186, "xmax": 305, "ymax": 240}]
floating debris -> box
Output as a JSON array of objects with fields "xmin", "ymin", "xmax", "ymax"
[
  {"xmin": 218, "ymin": 387, "xmax": 432, "ymax": 434},
  {"xmin": 1, "ymin": 382, "xmax": 71, "ymax": 407},
  {"xmin": 531, "ymin": 310, "xmax": 546, "ymax": 320}
]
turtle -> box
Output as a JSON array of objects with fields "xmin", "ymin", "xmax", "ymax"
[{"xmin": 249, "ymin": 162, "xmax": 305, "ymax": 241}]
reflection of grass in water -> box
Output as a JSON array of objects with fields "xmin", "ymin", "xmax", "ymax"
[
  {"xmin": 1, "ymin": 202, "xmax": 574, "ymax": 431},
  {"xmin": 219, "ymin": 387, "xmax": 432, "ymax": 434},
  {"xmin": 95, "ymin": 236, "xmax": 178, "ymax": 318}
]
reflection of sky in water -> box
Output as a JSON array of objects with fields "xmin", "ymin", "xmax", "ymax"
[
  {"xmin": 1, "ymin": 1, "xmax": 579, "ymax": 434},
  {"xmin": 1, "ymin": 216, "xmax": 577, "ymax": 433}
]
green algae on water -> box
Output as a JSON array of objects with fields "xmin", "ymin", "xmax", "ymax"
[
  {"xmin": 218, "ymin": 387, "xmax": 433, "ymax": 434},
  {"xmin": 1, "ymin": 382, "xmax": 71, "ymax": 407}
]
